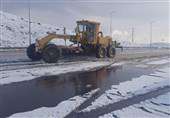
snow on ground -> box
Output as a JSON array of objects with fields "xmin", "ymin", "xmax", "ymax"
[
  {"xmin": 82, "ymin": 65, "xmax": 170, "ymax": 112},
  {"xmin": 100, "ymin": 92, "xmax": 170, "ymax": 118},
  {"xmin": 9, "ymin": 89, "xmax": 99, "ymax": 118},
  {"xmin": 134, "ymin": 56, "xmax": 169, "ymax": 68},
  {"xmin": 147, "ymin": 58, "xmax": 170, "ymax": 65},
  {"xmin": 0, "ymin": 11, "xmax": 73, "ymax": 47},
  {"xmin": 0, "ymin": 61, "xmax": 113, "ymax": 85}
]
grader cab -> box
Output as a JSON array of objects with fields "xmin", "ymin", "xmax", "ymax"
[{"xmin": 27, "ymin": 20, "xmax": 116, "ymax": 63}]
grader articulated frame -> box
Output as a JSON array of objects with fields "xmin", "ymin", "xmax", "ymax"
[{"xmin": 27, "ymin": 20, "xmax": 117, "ymax": 63}]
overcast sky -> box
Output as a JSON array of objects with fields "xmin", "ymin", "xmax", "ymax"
[{"xmin": 0, "ymin": 0, "xmax": 169, "ymax": 44}]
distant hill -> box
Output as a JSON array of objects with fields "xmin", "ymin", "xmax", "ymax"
[{"xmin": 0, "ymin": 11, "xmax": 72, "ymax": 47}]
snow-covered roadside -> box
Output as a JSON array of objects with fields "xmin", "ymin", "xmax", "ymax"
[
  {"xmin": 100, "ymin": 92, "xmax": 170, "ymax": 118},
  {"xmin": 82, "ymin": 65, "xmax": 170, "ymax": 112},
  {"xmin": 147, "ymin": 58, "xmax": 170, "ymax": 65},
  {"xmin": 134, "ymin": 57, "xmax": 169, "ymax": 68},
  {"xmin": 0, "ymin": 61, "xmax": 114, "ymax": 85},
  {"xmin": 9, "ymin": 89, "xmax": 99, "ymax": 118}
]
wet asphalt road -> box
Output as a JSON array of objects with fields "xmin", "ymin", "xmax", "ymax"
[{"xmin": 0, "ymin": 48, "xmax": 169, "ymax": 63}]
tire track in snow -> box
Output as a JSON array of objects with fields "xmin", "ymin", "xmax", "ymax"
[{"xmin": 67, "ymin": 86, "xmax": 170, "ymax": 118}]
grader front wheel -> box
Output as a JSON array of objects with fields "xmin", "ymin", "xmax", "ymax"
[
  {"xmin": 26, "ymin": 43, "xmax": 42, "ymax": 61},
  {"xmin": 42, "ymin": 44, "xmax": 60, "ymax": 63},
  {"xmin": 107, "ymin": 46, "xmax": 116, "ymax": 58},
  {"xmin": 96, "ymin": 46, "xmax": 106, "ymax": 58}
]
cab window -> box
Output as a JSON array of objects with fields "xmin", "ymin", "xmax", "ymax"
[{"xmin": 78, "ymin": 24, "xmax": 84, "ymax": 32}]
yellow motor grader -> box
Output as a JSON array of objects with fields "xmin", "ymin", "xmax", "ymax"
[{"xmin": 27, "ymin": 20, "xmax": 117, "ymax": 63}]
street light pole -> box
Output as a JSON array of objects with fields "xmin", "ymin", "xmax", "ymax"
[
  {"xmin": 132, "ymin": 27, "xmax": 134, "ymax": 43},
  {"xmin": 0, "ymin": 0, "xmax": 2, "ymax": 46},
  {"xmin": 150, "ymin": 21, "xmax": 155, "ymax": 48},
  {"xmin": 110, "ymin": 11, "xmax": 116, "ymax": 37},
  {"xmin": 28, "ymin": 0, "xmax": 31, "ymax": 45}
]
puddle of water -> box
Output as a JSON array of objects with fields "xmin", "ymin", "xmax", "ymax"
[{"xmin": 0, "ymin": 64, "xmax": 153, "ymax": 117}]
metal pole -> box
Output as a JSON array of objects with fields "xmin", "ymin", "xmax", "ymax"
[
  {"xmin": 28, "ymin": 0, "xmax": 31, "ymax": 45},
  {"xmin": 110, "ymin": 13, "xmax": 112, "ymax": 36},
  {"xmin": 110, "ymin": 11, "xmax": 115, "ymax": 37},
  {"xmin": 150, "ymin": 22, "xmax": 152, "ymax": 48},
  {"xmin": 132, "ymin": 27, "xmax": 134, "ymax": 43},
  {"xmin": 63, "ymin": 27, "xmax": 66, "ymax": 46},
  {"xmin": 150, "ymin": 21, "xmax": 155, "ymax": 48},
  {"xmin": 0, "ymin": 0, "xmax": 2, "ymax": 46}
]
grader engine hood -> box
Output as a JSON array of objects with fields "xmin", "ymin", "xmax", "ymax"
[{"xmin": 97, "ymin": 36, "xmax": 112, "ymax": 47}]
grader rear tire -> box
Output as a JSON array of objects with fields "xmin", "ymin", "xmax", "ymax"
[
  {"xmin": 42, "ymin": 44, "xmax": 60, "ymax": 63},
  {"xmin": 107, "ymin": 46, "xmax": 116, "ymax": 58},
  {"xmin": 96, "ymin": 46, "xmax": 106, "ymax": 58},
  {"xmin": 26, "ymin": 43, "xmax": 42, "ymax": 61}
]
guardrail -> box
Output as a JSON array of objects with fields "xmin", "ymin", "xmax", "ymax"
[{"xmin": 0, "ymin": 47, "xmax": 27, "ymax": 52}]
